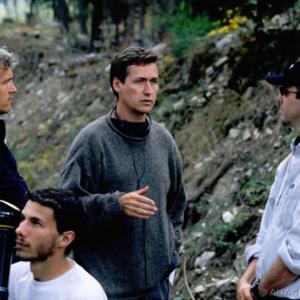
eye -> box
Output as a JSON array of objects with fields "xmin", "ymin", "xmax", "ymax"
[
  {"xmin": 151, "ymin": 79, "xmax": 159, "ymax": 86},
  {"xmin": 31, "ymin": 218, "xmax": 43, "ymax": 227},
  {"xmin": 134, "ymin": 78, "xmax": 145, "ymax": 84}
]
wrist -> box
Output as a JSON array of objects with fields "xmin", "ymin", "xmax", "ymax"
[{"xmin": 251, "ymin": 280, "xmax": 268, "ymax": 299}]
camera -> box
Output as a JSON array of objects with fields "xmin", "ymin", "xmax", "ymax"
[{"xmin": 0, "ymin": 200, "xmax": 20, "ymax": 300}]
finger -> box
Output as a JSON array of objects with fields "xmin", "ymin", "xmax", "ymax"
[
  {"xmin": 124, "ymin": 203, "xmax": 157, "ymax": 215},
  {"xmin": 124, "ymin": 209, "xmax": 152, "ymax": 219},
  {"xmin": 245, "ymin": 289, "xmax": 254, "ymax": 300},
  {"xmin": 127, "ymin": 199, "xmax": 157, "ymax": 212},
  {"xmin": 135, "ymin": 195, "xmax": 157, "ymax": 208},
  {"xmin": 136, "ymin": 186, "xmax": 150, "ymax": 195}
]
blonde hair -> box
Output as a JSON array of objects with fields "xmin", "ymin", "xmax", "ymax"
[{"xmin": 0, "ymin": 47, "xmax": 18, "ymax": 69}]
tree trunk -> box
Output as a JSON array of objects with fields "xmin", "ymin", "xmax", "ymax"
[
  {"xmin": 90, "ymin": 0, "xmax": 104, "ymax": 51},
  {"xmin": 52, "ymin": 0, "xmax": 69, "ymax": 32},
  {"xmin": 58, "ymin": 0, "xmax": 70, "ymax": 32},
  {"xmin": 78, "ymin": 0, "xmax": 88, "ymax": 34}
]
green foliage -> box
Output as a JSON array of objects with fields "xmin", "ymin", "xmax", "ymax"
[
  {"xmin": 213, "ymin": 211, "xmax": 258, "ymax": 255},
  {"xmin": 295, "ymin": 0, "xmax": 300, "ymax": 9},
  {"xmin": 214, "ymin": 220, "xmax": 238, "ymax": 254},
  {"xmin": 155, "ymin": 3, "xmax": 215, "ymax": 56},
  {"xmin": 240, "ymin": 175, "xmax": 273, "ymax": 207},
  {"xmin": 283, "ymin": 127, "xmax": 297, "ymax": 146}
]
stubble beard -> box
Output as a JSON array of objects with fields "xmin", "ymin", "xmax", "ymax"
[{"xmin": 17, "ymin": 243, "xmax": 56, "ymax": 262}]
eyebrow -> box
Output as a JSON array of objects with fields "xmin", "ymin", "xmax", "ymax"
[
  {"xmin": 21, "ymin": 212, "xmax": 45, "ymax": 225},
  {"xmin": 1, "ymin": 76, "xmax": 13, "ymax": 84}
]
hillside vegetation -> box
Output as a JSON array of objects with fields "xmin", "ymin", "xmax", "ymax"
[{"xmin": 2, "ymin": 4, "xmax": 300, "ymax": 299}]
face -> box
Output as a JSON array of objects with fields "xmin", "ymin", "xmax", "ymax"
[
  {"xmin": 276, "ymin": 86, "xmax": 300, "ymax": 128},
  {"xmin": 0, "ymin": 67, "xmax": 17, "ymax": 115},
  {"xmin": 113, "ymin": 63, "xmax": 159, "ymax": 122},
  {"xmin": 15, "ymin": 200, "xmax": 60, "ymax": 262}
]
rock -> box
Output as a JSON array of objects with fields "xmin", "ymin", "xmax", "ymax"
[
  {"xmin": 36, "ymin": 89, "xmax": 44, "ymax": 96},
  {"xmin": 151, "ymin": 42, "xmax": 167, "ymax": 53},
  {"xmin": 243, "ymin": 87, "xmax": 253, "ymax": 100},
  {"xmin": 205, "ymin": 66, "xmax": 214, "ymax": 77},
  {"xmin": 274, "ymin": 141, "xmax": 281, "ymax": 149},
  {"xmin": 216, "ymin": 33, "xmax": 237, "ymax": 49},
  {"xmin": 253, "ymin": 128, "xmax": 260, "ymax": 140},
  {"xmin": 215, "ymin": 56, "xmax": 228, "ymax": 69},
  {"xmin": 242, "ymin": 129, "xmax": 251, "ymax": 141},
  {"xmin": 214, "ymin": 277, "xmax": 234, "ymax": 288},
  {"xmin": 194, "ymin": 251, "xmax": 215, "ymax": 269},
  {"xmin": 173, "ymin": 99, "xmax": 185, "ymax": 111},
  {"xmin": 190, "ymin": 95, "xmax": 207, "ymax": 107},
  {"xmin": 265, "ymin": 127, "xmax": 273, "ymax": 135},
  {"xmin": 194, "ymin": 284, "xmax": 205, "ymax": 293},
  {"xmin": 192, "ymin": 232, "xmax": 203, "ymax": 239},
  {"xmin": 229, "ymin": 128, "xmax": 240, "ymax": 139},
  {"xmin": 194, "ymin": 162, "xmax": 203, "ymax": 170}
]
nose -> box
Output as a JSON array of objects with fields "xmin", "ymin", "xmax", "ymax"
[
  {"xmin": 15, "ymin": 220, "xmax": 26, "ymax": 236},
  {"xmin": 143, "ymin": 81, "xmax": 152, "ymax": 95},
  {"xmin": 8, "ymin": 81, "xmax": 17, "ymax": 94}
]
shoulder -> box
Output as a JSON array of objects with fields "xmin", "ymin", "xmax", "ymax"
[
  {"xmin": 65, "ymin": 115, "xmax": 110, "ymax": 157},
  {"xmin": 9, "ymin": 261, "xmax": 31, "ymax": 292},
  {"xmin": 72, "ymin": 263, "xmax": 107, "ymax": 299},
  {"xmin": 150, "ymin": 120, "xmax": 179, "ymax": 151},
  {"xmin": 10, "ymin": 261, "xmax": 30, "ymax": 276},
  {"xmin": 74, "ymin": 115, "xmax": 108, "ymax": 142},
  {"xmin": 151, "ymin": 120, "xmax": 175, "ymax": 142}
]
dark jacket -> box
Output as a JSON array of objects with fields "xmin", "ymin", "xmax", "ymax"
[
  {"xmin": 60, "ymin": 114, "xmax": 186, "ymax": 300},
  {"xmin": 0, "ymin": 120, "xmax": 27, "ymax": 208}
]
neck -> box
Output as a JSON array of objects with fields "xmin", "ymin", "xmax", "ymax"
[
  {"xmin": 30, "ymin": 254, "xmax": 73, "ymax": 281},
  {"xmin": 114, "ymin": 105, "xmax": 147, "ymax": 123}
]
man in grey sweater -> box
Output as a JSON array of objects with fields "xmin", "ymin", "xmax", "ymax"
[{"xmin": 60, "ymin": 47, "xmax": 186, "ymax": 300}]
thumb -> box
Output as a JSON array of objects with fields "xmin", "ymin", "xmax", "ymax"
[{"xmin": 136, "ymin": 186, "xmax": 150, "ymax": 195}]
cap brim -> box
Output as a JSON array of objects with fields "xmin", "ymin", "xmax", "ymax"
[{"xmin": 264, "ymin": 74, "xmax": 284, "ymax": 85}]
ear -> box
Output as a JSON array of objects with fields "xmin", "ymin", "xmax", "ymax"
[
  {"xmin": 56, "ymin": 231, "xmax": 75, "ymax": 249},
  {"xmin": 112, "ymin": 77, "xmax": 122, "ymax": 94}
]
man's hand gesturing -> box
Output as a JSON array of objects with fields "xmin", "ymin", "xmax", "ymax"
[{"xmin": 119, "ymin": 186, "xmax": 158, "ymax": 219}]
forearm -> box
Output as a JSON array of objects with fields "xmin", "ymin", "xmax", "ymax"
[
  {"xmin": 259, "ymin": 257, "xmax": 297, "ymax": 293},
  {"xmin": 242, "ymin": 258, "xmax": 258, "ymax": 284},
  {"xmin": 236, "ymin": 258, "xmax": 257, "ymax": 300}
]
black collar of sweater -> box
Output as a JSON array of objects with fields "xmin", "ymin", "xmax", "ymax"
[
  {"xmin": 0, "ymin": 119, "xmax": 5, "ymax": 143},
  {"xmin": 110, "ymin": 117, "xmax": 150, "ymax": 138}
]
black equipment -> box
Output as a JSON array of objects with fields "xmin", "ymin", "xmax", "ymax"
[{"xmin": 0, "ymin": 200, "xmax": 20, "ymax": 300}]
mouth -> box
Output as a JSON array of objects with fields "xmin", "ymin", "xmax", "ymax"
[
  {"xmin": 16, "ymin": 240, "xmax": 29, "ymax": 250},
  {"xmin": 140, "ymin": 100, "xmax": 153, "ymax": 105}
]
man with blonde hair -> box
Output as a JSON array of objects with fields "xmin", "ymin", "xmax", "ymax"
[{"xmin": 0, "ymin": 47, "xmax": 27, "ymax": 208}]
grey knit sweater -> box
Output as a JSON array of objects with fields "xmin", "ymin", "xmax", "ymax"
[{"xmin": 60, "ymin": 114, "xmax": 186, "ymax": 300}]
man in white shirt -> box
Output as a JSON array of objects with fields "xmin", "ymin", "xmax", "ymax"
[
  {"xmin": 8, "ymin": 188, "xmax": 107, "ymax": 300},
  {"xmin": 237, "ymin": 61, "xmax": 300, "ymax": 300}
]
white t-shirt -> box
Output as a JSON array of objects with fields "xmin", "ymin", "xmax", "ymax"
[{"xmin": 8, "ymin": 261, "xmax": 107, "ymax": 300}]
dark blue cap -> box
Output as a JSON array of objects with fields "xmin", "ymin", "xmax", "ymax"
[{"xmin": 265, "ymin": 61, "xmax": 300, "ymax": 86}]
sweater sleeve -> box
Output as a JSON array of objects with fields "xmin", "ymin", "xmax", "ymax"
[
  {"xmin": 60, "ymin": 133, "xmax": 124, "ymax": 230},
  {"xmin": 167, "ymin": 145, "xmax": 187, "ymax": 253},
  {"xmin": 61, "ymin": 161, "xmax": 123, "ymax": 217}
]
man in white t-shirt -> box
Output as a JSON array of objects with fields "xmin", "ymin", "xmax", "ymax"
[{"xmin": 8, "ymin": 188, "xmax": 107, "ymax": 300}]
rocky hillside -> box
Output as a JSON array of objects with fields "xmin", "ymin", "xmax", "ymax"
[{"xmin": 2, "ymin": 8, "xmax": 300, "ymax": 299}]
